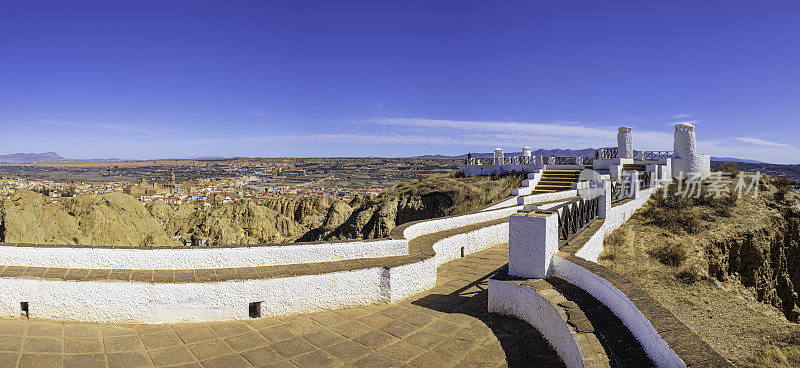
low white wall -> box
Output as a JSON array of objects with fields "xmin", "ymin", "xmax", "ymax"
[
  {"xmin": 0, "ymin": 239, "xmax": 409, "ymax": 270},
  {"xmin": 518, "ymin": 189, "xmax": 578, "ymax": 206},
  {"xmin": 488, "ymin": 279, "xmax": 583, "ymax": 368},
  {"xmin": 387, "ymin": 257, "xmax": 438, "ymax": 302},
  {"xmin": 0, "ymin": 267, "xmax": 389, "ymax": 323},
  {"xmin": 459, "ymin": 164, "xmax": 541, "ymax": 177},
  {"xmin": 550, "ymin": 256, "xmax": 685, "ymax": 368},
  {"xmin": 0, "ymin": 196, "xmax": 517, "ymax": 323},
  {"xmin": 402, "ymin": 205, "xmax": 519, "ymax": 240},
  {"xmin": 433, "ymin": 223, "xmax": 508, "ymax": 266},
  {"xmin": 512, "ymin": 170, "xmax": 543, "ymax": 197}
]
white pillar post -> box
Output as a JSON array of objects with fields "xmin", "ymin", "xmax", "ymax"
[
  {"xmin": 494, "ymin": 148, "xmax": 504, "ymax": 165},
  {"xmin": 598, "ymin": 181, "xmax": 611, "ymax": 219},
  {"xmin": 617, "ymin": 127, "xmax": 634, "ymax": 159},
  {"xmin": 626, "ymin": 170, "xmax": 640, "ymax": 199},
  {"xmin": 509, "ymin": 211, "xmax": 559, "ymax": 279}
]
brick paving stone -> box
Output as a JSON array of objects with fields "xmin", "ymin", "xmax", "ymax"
[
  {"xmin": 270, "ymin": 337, "xmax": 316, "ymax": 359},
  {"xmin": 240, "ymin": 346, "xmax": 283, "ymax": 366},
  {"xmin": 65, "ymin": 325, "xmax": 100, "ymax": 338},
  {"xmin": 200, "ymin": 353, "xmax": 251, "ymax": 368},
  {"xmin": 379, "ymin": 320, "xmax": 419, "ymax": 338},
  {"xmin": 327, "ymin": 320, "xmax": 373, "ymax": 339},
  {"xmin": 186, "ymin": 339, "xmax": 233, "ymax": 361},
  {"xmin": 103, "ymin": 335, "xmax": 145, "ymax": 353},
  {"xmin": 23, "ymin": 336, "xmax": 63, "ymax": 353},
  {"xmin": 63, "ymin": 353, "xmax": 107, "ymax": 368},
  {"xmin": 323, "ymin": 340, "xmax": 372, "ymax": 362},
  {"xmin": 107, "ymin": 352, "xmax": 152, "ymax": 368},
  {"xmin": 289, "ymin": 349, "xmax": 340, "ymax": 368},
  {"xmin": 351, "ymin": 352, "xmax": 400, "ymax": 368},
  {"xmin": 28, "ymin": 321, "xmax": 62, "ymax": 337},
  {"xmin": 0, "ymin": 352, "xmax": 20, "ymax": 367},
  {"xmin": 404, "ymin": 330, "xmax": 445, "ymax": 349},
  {"xmin": 173, "ymin": 326, "xmax": 218, "ymax": 344},
  {"xmin": 300, "ymin": 329, "xmax": 347, "ymax": 348},
  {"xmin": 0, "ymin": 335, "xmax": 23, "ymax": 352},
  {"xmin": 141, "ymin": 330, "xmax": 182, "ymax": 350},
  {"xmin": 245, "ymin": 317, "xmax": 283, "ymax": 330},
  {"xmin": 378, "ymin": 340, "xmax": 425, "ymax": 363},
  {"xmin": 209, "ymin": 321, "xmax": 251, "ymax": 338},
  {"xmin": 65, "ymin": 337, "xmax": 103, "ymax": 354},
  {"xmin": 399, "ymin": 311, "xmax": 436, "ymax": 327},
  {"xmin": 19, "ymin": 353, "xmax": 63, "ymax": 368},
  {"xmin": 258, "ymin": 325, "xmax": 296, "ymax": 343},
  {"xmin": 353, "ymin": 329, "xmax": 399, "ymax": 350},
  {"xmin": 224, "ymin": 331, "xmax": 269, "ymax": 351},
  {"xmin": 357, "ymin": 312, "xmax": 396, "ymax": 328},
  {"xmin": 282, "ymin": 317, "xmax": 323, "ymax": 336},
  {"xmin": 147, "ymin": 345, "xmax": 194, "ymax": 367}
]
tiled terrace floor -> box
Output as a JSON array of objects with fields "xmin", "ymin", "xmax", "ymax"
[{"xmin": 0, "ymin": 244, "xmax": 564, "ymax": 368}]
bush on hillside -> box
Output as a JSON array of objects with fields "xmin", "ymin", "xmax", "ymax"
[
  {"xmin": 647, "ymin": 240, "xmax": 688, "ymax": 267},
  {"xmin": 721, "ymin": 162, "xmax": 739, "ymax": 178}
]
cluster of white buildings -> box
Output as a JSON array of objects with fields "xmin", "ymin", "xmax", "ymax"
[{"xmin": 462, "ymin": 123, "xmax": 711, "ymax": 180}]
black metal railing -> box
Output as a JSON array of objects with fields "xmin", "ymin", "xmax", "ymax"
[
  {"xmin": 464, "ymin": 156, "xmax": 535, "ymax": 165},
  {"xmin": 638, "ymin": 151, "xmax": 674, "ymax": 161},
  {"xmin": 638, "ymin": 171, "xmax": 653, "ymax": 188},
  {"xmin": 594, "ymin": 148, "xmax": 618, "ymax": 160},
  {"xmin": 582, "ymin": 157, "xmax": 594, "ymax": 166},
  {"xmin": 552, "ymin": 157, "xmax": 576, "ymax": 165},
  {"xmin": 554, "ymin": 197, "xmax": 600, "ymax": 245},
  {"xmin": 610, "ymin": 180, "xmax": 631, "ymax": 203}
]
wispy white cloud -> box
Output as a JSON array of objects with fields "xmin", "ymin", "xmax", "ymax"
[
  {"xmin": 671, "ymin": 114, "xmax": 690, "ymax": 119},
  {"xmin": 736, "ymin": 137, "xmax": 791, "ymax": 147},
  {"xmin": 139, "ymin": 117, "xmax": 800, "ymax": 163},
  {"xmin": 671, "ymin": 120, "xmax": 702, "ymax": 126},
  {"xmin": 43, "ymin": 120, "xmax": 153, "ymax": 135},
  {"xmin": 251, "ymin": 110, "xmax": 276, "ymax": 121}
]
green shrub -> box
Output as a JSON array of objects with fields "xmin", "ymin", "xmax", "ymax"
[
  {"xmin": 720, "ymin": 162, "xmax": 739, "ymax": 178},
  {"xmin": 647, "ymin": 240, "xmax": 688, "ymax": 267}
]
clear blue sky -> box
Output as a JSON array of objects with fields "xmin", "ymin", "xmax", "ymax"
[{"xmin": 1, "ymin": 1, "xmax": 798, "ymax": 162}]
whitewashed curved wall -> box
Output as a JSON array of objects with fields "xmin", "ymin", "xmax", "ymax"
[
  {"xmin": 488, "ymin": 279, "xmax": 584, "ymax": 368},
  {"xmin": 550, "ymin": 256, "xmax": 685, "ymax": 368},
  {"xmin": 0, "ymin": 202, "xmax": 519, "ymax": 323},
  {"xmin": 433, "ymin": 223, "xmax": 508, "ymax": 266},
  {"xmin": 0, "ymin": 240, "xmax": 408, "ymax": 270},
  {"xmin": 401, "ymin": 206, "xmax": 520, "ymax": 240}
]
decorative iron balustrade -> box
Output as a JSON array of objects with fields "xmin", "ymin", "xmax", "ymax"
[
  {"xmin": 552, "ymin": 157, "xmax": 576, "ymax": 165},
  {"xmin": 610, "ymin": 179, "xmax": 631, "ymax": 203},
  {"xmin": 582, "ymin": 157, "xmax": 594, "ymax": 166},
  {"xmin": 638, "ymin": 171, "xmax": 653, "ymax": 188},
  {"xmin": 554, "ymin": 197, "xmax": 600, "ymax": 245},
  {"xmin": 463, "ymin": 156, "xmax": 535, "ymax": 165},
  {"xmin": 639, "ymin": 151, "xmax": 674, "ymax": 161},
  {"xmin": 594, "ymin": 148, "xmax": 618, "ymax": 160}
]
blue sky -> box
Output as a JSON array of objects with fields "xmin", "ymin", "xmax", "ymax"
[{"xmin": 1, "ymin": 1, "xmax": 798, "ymax": 163}]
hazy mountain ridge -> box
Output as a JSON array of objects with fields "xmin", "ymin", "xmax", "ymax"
[{"xmin": 0, "ymin": 152, "xmax": 68, "ymax": 163}]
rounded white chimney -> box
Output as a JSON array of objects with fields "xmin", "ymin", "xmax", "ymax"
[
  {"xmin": 494, "ymin": 148, "xmax": 504, "ymax": 165},
  {"xmin": 617, "ymin": 127, "xmax": 633, "ymax": 159}
]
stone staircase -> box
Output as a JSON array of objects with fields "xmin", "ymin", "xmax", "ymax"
[
  {"xmin": 621, "ymin": 163, "xmax": 647, "ymax": 172},
  {"xmin": 531, "ymin": 170, "xmax": 582, "ymax": 194}
]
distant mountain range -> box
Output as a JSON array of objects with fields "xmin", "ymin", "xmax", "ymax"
[
  {"xmin": 0, "ymin": 152, "xmax": 69, "ymax": 163},
  {"xmin": 0, "ymin": 152, "xmax": 126, "ymax": 163}
]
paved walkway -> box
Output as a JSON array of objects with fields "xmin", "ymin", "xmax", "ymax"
[{"xmin": 0, "ymin": 244, "xmax": 564, "ymax": 368}]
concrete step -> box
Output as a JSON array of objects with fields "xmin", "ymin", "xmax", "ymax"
[{"xmin": 622, "ymin": 164, "xmax": 647, "ymax": 172}]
